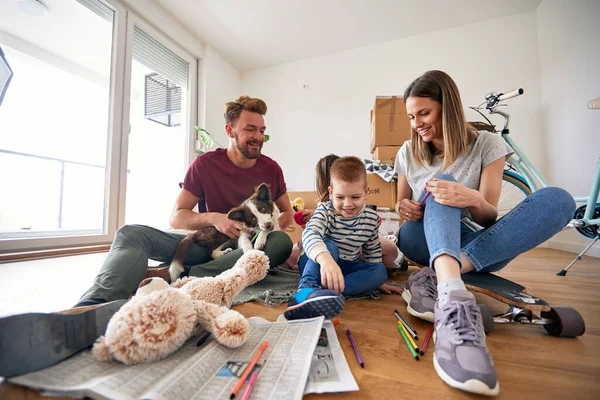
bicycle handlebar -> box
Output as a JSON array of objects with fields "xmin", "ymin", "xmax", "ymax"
[{"xmin": 498, "ymin": 88, "xmax": 524, "ymax": 101}]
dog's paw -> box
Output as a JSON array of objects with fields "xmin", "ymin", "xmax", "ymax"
[
  {"xmin": 212, "ymin": 248, "xmax": 234, "ymax": 259},
  {"xmin": 241, "ymin": 244, "xmax": 253, "ymax": 253},
  {"xmin": 254, "ymin": 236, "xmax": 267, "ymax": 250}
]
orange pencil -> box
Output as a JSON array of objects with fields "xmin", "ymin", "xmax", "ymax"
[
  {"xmin": 332, "ymin": 318, "xmax": 340, "ymax": 326},
  {"xmin": 230, "ymin": 340, "xmax": 268, "ymax": 399},
  {"xmin": 420, "ymin": 326, "xmax": 434, "ymax": 355}
]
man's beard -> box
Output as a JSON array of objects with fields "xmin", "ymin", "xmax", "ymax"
[{"xmin": 234, "ymin": 134, "xmax": 262, "ymax": 159}]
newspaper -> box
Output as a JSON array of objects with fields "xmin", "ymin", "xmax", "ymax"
[
  {"xmin": 9, "ymin": 316, "xmax": 324, "ymax": 400},
  {"xmin": 303, "ymin": 319, "xmax": 359, "ymax": 394}
]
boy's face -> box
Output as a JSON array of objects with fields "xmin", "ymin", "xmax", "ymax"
[{"xmin": 328, "ymin": 178, "xmax": 367, "ymax": 218}]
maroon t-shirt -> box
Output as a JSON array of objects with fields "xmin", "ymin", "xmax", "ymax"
[{"xmin": 181, "ymin": 148, "xmax": 287, "ymax": 214}]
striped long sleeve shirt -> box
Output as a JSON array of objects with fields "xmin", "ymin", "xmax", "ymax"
[{"xmin": 302, "ymin": 201, "xmax": 382, "ymax": 263}]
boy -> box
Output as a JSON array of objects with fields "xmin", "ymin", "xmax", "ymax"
[{"xmin": 284, "ymin": 156, "xmax": 388, "ymax": 320}]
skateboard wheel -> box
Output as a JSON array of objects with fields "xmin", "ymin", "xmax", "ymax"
[
  {"xmin": 478, "ymin": 304, "xmax": 494, "ymax": 334},
  {"xmin": 541, "ymin": 307, "xmax": 586, "ymax": 337}
]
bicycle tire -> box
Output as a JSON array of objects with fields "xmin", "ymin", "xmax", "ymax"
[{"xmin": 498, "ymin": 172, "xmax": 532, "ymax": 219}]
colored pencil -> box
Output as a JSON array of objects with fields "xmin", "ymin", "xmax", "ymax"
[
  {"xmin": 230, "ymin": 340, "xmax": 268, "ymax": 399},
  {"xmin": 397, "ymin": 325, "xmax": 419, "ymax": 360},
  {"xmin": 419, "ymin": 190, "xmax": 432, "ymax": 207},
  {"xmin": 332, "ymin": 318, "xmax": 340, "ymax": 326},
  {"xmin": 397, "ymin": 321, "xmax": 420, "ymax": 355},
  {"xmin": 240, "ymin": 369, "xmax": 260, "ymax": 400},
  {"xmin": 393, "ymin": 309, "xmax": 418, "ymax": 340},
  {"xmin": 346, "ymin": 329, "xmax": 364, "ymax": 368},
  {"xmin": 196, "ymin": 331, "xmax": 211, "ymax": 347},
  {"xmin": 420, "ymin": 326, "xmax": 434, "ymax": 355}
]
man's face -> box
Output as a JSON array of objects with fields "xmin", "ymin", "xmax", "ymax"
[{"xmin": 229, "ymin": 110, "xmax": 266, "ymax": 160}]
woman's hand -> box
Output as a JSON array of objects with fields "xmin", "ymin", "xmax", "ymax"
[
  {"xmin": 379, "ymin": 283, "xmax": 403, "ymax": 295},
  {"xmin": 396, "ymin": 199, "xmax": 423, "ymax": 221},
  {"xmin": 425, "ymin": 178, "xmax": 482, "ymax": 209}
]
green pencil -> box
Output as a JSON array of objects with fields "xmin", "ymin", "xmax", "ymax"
[{"xmin": 397, "ymin": 325, "xmax": 419, "ymax": 360}]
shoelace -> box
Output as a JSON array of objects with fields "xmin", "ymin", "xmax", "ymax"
[
  {"xmin": 413, "ymin": 271, "xmax": 438, "ymax": 299},
  {"xmin": 440, "ymin": 300, "xmax": 484, "ymax": 346}
]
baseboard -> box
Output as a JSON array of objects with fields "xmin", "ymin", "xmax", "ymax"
[{"xmin": 545, "ymin": 237, "xmax": 600, "ymax": 258}]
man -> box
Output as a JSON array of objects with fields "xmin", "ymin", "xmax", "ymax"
[
  {"xmin": 0, "ymin": 96, "xmax": 293, "ymax": 378},
  {"xmin": 76, "ymin": 95, "xmax": 293, "ymax": 306}
]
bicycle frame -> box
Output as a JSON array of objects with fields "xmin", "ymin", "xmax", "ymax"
[
  {"xmin": 475, "ymin": 89, "xmax": 599, "ymax": 275},
  {"xmin": 502, "ymin": 133, "xmax": 600, "ymax": 228}
]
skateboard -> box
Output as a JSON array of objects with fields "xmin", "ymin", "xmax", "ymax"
[{"xmin": 461, "ymin": 272, "xmax": 586, "ymax": 337}]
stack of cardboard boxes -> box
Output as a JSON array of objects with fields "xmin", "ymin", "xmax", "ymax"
[
  {"xmin": 367, "ymin": 95, "xmax": 411, "ymax": 203},
  {"xmin": 368, "ymin": 96, "xmax": 412, "ymax": 235}
]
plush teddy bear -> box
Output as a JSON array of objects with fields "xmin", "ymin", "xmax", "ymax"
[{"xmin": 92, "ymin": 249, "xmax": 270, "ymax": 365}]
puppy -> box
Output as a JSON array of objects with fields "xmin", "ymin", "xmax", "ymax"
[{"xmin": 168, "ymin": 183, "xmax": 279, "ymax": 282}]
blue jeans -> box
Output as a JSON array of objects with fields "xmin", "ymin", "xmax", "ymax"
[
  {"xmin": 78, "ymin": 225, "xmax": 292, "ymax": 303},
  {"xmin": 298, "ymin": 239, "xmax": 387, "ymax": 296},
  {"xmin": 398, "ymin": 174, "xmax": 576, "ymax": 272}
]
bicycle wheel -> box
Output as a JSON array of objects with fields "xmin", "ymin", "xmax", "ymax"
[{"xmin": 498, "ymin": 172, "xmax": 532, "ymax": 218}]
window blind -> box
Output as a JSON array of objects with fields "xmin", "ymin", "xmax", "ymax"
[
  {"xmin": 75, "ymin": 0, "xmax": 113, "ymax": 22},
  {"xmin": 133, "ymin": 26, "xmax": 188, "ymax": 87}
]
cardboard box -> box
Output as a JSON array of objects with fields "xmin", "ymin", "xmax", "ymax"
[
  {"xmin": 366, "ymin": 174, "xmax": 397, "ymax": 209},
  {"xmin": 285, "ymin": 191, "xmax": 320, "ymax": 244},
  {"xmin": 372, "ymin": 146, "xmax": 401, "ymax": 163},
  {"xmin": 370, "ymin": 96, "xmax": 412, "ymax": 151},
  {"xmin": 376, "ymin": 208, "xmax": 403, "ymax": 236},
  {"xmin": 373, "ymin": 96, "xmax": 407, "ymax": 114}
]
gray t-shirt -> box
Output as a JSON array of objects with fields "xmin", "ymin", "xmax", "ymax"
[{"xmin": 394, "ymin": 131, "xmax": 514, "ymax": 218}]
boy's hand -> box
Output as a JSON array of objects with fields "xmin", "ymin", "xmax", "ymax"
[
  {"xmin": 319, "ymin": 257, "xmax": 345, "ymax": 293},
  {"xmin": 379, "ymin": 283, "xmax": 403, "ymax": 295},
  {"xmin": 302, "ymin": 209, "xmax": 315, "ymax": 223}
]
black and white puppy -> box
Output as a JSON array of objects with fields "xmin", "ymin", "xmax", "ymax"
[{"xmin": 168, "ymin": 183, "xmax": 279, "ymax": 281}]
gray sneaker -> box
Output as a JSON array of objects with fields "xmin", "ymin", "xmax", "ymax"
[
  {"xmin": 433, "ymin": 290, "xmax": 499, "ymax": 396},
  {"xmin": 402, "ymin": 267, "xmax": 437, "ymax": 322}
]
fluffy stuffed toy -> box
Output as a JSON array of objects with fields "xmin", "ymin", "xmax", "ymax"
[{"xmin": 92, "ymin": 250, "xmax": 269, "ymax": 364}]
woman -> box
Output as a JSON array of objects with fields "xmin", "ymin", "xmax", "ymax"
[{"xmin": 395, "ymin": 70, "xmax": 574, "ymax": 396}]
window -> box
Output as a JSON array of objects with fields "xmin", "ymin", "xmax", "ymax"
[{"xmin": 0, "ymin": 0, "xmax": 197, "ymax": 252}]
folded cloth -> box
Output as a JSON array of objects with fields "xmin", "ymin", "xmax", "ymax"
[{"xmin": 364, "ymin": 159, "xmax": 397, "ymax": 183}]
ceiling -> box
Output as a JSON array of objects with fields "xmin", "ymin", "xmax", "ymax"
[
  {"xmin": 0, "ymin": 0, "xmax": 112, "ymax": 78},
  {"xmin": 154, "ymin": 0, "xmax": 542, "ymax": 72}
]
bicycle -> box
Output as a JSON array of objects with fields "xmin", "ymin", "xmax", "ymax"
[{"xmin": 470, "ymin": 89, "xmax": 600, "ymax": 276}]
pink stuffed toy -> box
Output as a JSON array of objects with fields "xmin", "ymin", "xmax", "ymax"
[{"xmin": 92, "ymin": 250, "xmax": 270, "ymax": 365}]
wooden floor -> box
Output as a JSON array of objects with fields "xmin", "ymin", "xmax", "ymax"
[{"xmin": 0, "ymin": 247, "xmax": 599, "ymax": 399}]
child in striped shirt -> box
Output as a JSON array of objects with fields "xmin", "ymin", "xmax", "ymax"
[{"xmin": 284, "ymin": 156, "xmax": 388, "ymax": 320}]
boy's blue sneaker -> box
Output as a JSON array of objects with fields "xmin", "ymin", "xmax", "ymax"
[{"xmin": 284, "ymin": 288, "xmax": 345, "ymax": 320}]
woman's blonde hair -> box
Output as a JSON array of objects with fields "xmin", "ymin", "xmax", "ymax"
[{"xmin": 403, "ymin": 70, "xmax": 477, "ymax": 169}]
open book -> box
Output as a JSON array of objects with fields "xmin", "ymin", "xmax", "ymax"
[{"xmin": 9, "ymin": 316, "xmax": 325, "ymax": 400}]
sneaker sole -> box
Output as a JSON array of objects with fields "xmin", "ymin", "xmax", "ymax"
[
  {"xmin": 402, "ymin": 290, "xmax": 435, "ymax": 323},
  {"xmin": 433, "ymin": 354, "xmax": 500, "ymax": 396},
  {"xmin": 284, "ymin": 296, "xmax": 344, "ymax": 320},
  {"xmin": 0, "ymin": 300, "xmax": 127, "ymax": 377}
]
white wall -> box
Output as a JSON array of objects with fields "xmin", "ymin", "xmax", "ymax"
[
  {"xmin": 537, "ymin": 0, "xmax": 600, "ymax": 257},
  {"xmin": 200, "ymin": 46, "xmax": 241, "ymax": 150},
  {"xmin": 241, "ymin": 11, "xmax": 543, "ymax": 192}
]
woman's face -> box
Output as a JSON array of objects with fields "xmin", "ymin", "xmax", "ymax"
[{"xmin": 405, "ymin": 96, "xmax": 443, "ymax": 144}]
